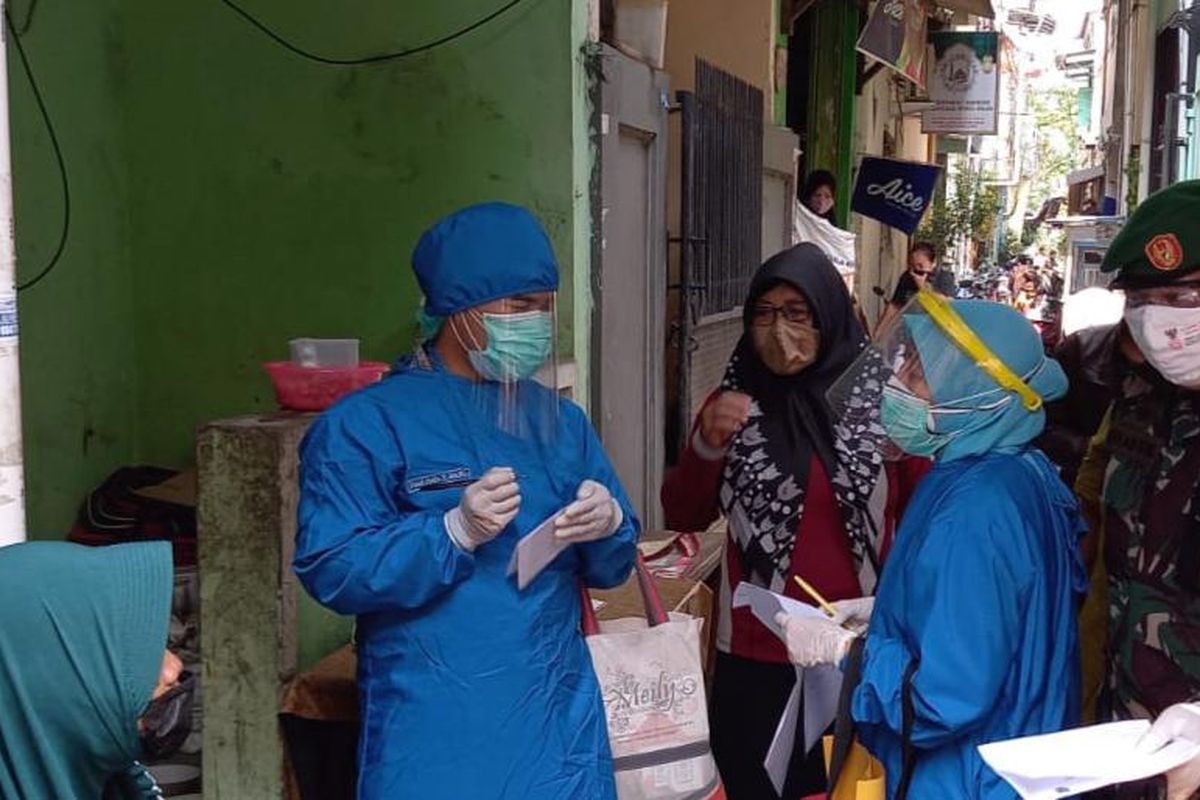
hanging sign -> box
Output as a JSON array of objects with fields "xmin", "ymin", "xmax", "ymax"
[
  {"xmin": 923, "ymin": 31, "xmax": 1001, "ymax": 135},
  {"xmin": 856, "ymin": 0, "xmax": 930, "ymax": 88},
  {"xmin": 851, "ymin": 157, "xmax": 942, "ymax": 235}
]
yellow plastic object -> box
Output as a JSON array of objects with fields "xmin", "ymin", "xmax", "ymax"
[
  {"xmin": 823, "ymin": 735, "xmax": 886, "ymax": 800},
  {"xmin": 914, "ymin": 289, "xmax": 1044, "ymax": 412}
]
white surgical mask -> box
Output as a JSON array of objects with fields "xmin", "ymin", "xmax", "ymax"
[{"xmin": 1126, "ymin": 305, "xmax": 1200, "ymax": 389}]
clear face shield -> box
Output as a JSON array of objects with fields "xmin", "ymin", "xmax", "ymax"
[
  {"xmin": 827, "ymin": 290, "xmax": 1045, "ymax": 457},
  {"xmin": 424, "ymin": 292, "xmax": 562, "ymax": 442}
]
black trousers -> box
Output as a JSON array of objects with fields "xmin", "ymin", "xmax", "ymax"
[
  {"xmin": 281, "ymin": 714, "xmax": 358, "ymax": 800},
  {"xmin": 710, "ymin": 652, "xmax": 827, "ymax": 800}
]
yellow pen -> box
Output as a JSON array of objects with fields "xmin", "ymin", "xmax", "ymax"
[{"xmin": 793, "ymin": 574, "xmax": 840, "ymax": 620}]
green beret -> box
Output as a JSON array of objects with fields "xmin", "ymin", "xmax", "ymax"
[{"xmin": 1102, "ymin": 180, "xmax": 1200, "ymax": 286}]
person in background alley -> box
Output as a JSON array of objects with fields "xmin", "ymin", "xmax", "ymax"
[
  {"xmin": 1077, "ymin": 180, "xmax": 1200, "ymax": 799},
  {"xmin": 661, "ymin": 243, "xmax": 926, "ymax": 798},
  {"xmin": 1009, "ymin": 255, "xmax": 1033, "ymax": 300},
  {"xmin": 0, "ymin": 540, "xmax": 192, "ymax": 800},
  {"xmin": 800, "ymin": 169, "xmax": 839, "ymax": 227},
  {"xmin": 876, "ymin": 242, "xmax": 941, "ymax": 333},
  {"xmin": 1014, "ymin": 269, "xmax": 1041, "ymax": 315},
  {"xmin": 294, "ymin": 202, "xmax": 639, "ymax": 800},
  {"xmin": 791, "ymin": 168, "xmax": 866, "ymax": 334},
  {"xmin": 776, "ymin": 295, "xmax": 1085, "ymax": 799}
]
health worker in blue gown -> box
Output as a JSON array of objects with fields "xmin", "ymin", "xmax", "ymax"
[
  {"xmin": 775, "ymin": 293, "xmax": 1087, "ymax": 800},
  {"xmin": 294, "ymin": 202, "xmax": 640, "ymax": 800}
]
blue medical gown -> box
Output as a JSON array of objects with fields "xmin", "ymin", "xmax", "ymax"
[
  {"xmin": 852, "ymin": 449, "xmax": 1087, "ymax": 799},
  {"xmin": 294, "ymin": 355, "xmax": 639, "ymax": 800}
]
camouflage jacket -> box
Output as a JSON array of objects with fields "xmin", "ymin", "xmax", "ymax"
[{"xmin": 1098, "ymin": 371, "xmax": 1200, "ymax": 720}]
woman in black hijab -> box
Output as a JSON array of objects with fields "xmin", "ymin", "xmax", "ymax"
[{"xmin": 662, "ymin": 244, "xmax": 924, "ymax": 796}]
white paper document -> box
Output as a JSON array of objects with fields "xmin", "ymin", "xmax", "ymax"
[
  {"xmin": 978, "ymin": 720, "xmax": 1200, "ymax": 800},
  {"xmin": 803, "ymin": 664, "xmax": 843, "ymax": 752},
  {"xmin": 734, "ymin": 582, "xmax": 844, "ymax": 796},
  {"xmin": 506, "ymin": 510, "xmax": 569, "ymax": 590},
  {"xmin": 765, "ymin": 670, "xmax": 803, "ymax": 796}
]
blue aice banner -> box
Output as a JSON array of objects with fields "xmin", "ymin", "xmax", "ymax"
[{"xmin": 850, "ymin": 156, "xmax": 942, "ymax": 235}]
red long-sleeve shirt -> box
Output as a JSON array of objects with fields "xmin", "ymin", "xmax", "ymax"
[{"xmin": 662, "ymin": 403, "xmax": 928, "ymax": 663}]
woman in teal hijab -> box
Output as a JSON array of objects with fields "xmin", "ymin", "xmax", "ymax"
[
  {"xmin": 777, "ymin": 297, "xmax": 1088, "ymax": 799},
  {"xmin": 0, "ymin": 541, "xmax": 188, "ymax": 799}
]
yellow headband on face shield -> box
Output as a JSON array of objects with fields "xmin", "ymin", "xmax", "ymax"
[{"xmin": 914, "ymin": 289, "xmax": 1044, "ymax": 412}]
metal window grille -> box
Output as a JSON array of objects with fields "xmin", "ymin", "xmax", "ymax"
[{"xmin": 688, "ymin": 59, "xmax": 764, "ymax": 318}]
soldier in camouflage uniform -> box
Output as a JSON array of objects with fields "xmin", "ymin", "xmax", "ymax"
[{"xmin": 1086, "ymin": 181, "xmax": 1200, "ymax": 798}]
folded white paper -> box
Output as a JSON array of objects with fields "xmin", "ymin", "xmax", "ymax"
[{"xmin": 765, "ymin": 670, "xmax": 803, "ymax": 796}]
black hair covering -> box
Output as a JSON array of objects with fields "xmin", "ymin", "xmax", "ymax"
[
  {"xmin": 721, "ymin": 244, "xmax": 883, "ymax": 588},
  {"xmin": 729, "ymin": 242, "xmax": 868, "ymax": 479}
]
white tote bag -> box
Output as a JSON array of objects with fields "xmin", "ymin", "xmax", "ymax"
[{"xmin": 581, "ymin": 556, "xmax": 726, "ymax": 800}]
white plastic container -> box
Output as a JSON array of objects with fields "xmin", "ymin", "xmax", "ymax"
[
  {"xmin": 613, "ymin": 0, "xmax": 668, "ymax": 69},
  {"xmin": 289, "ymin": 338, "xmax": 360, "ymax": 368}
]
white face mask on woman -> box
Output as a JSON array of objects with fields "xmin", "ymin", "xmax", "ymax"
[
  {"xmin": 1126, "ymin": 305, "xmax": 1200, "ymax": 389},
  {"xmin": 810, "ymin": 195, "xmax": 834, "ymax": 216}
]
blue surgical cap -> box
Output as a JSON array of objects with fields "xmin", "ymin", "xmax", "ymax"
[{"xmin": 413, "ymin": 202, "xmax": 559, "ymax": 317}]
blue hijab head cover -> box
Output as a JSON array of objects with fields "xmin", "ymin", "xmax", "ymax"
[
  {"xmin": 904, "ymin": 299, "xmax": 1068, "ymax": 461},
  {"xmin": 0, "ymin": 541, "xmax": 173, "ymax": 799}
]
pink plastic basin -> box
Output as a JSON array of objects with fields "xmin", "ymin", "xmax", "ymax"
[{"xmin": 263, "ymin": 361, "xmax": 390, "ymax": 412}]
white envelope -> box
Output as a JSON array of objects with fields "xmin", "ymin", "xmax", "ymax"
[{"xmin": 506, "ymin": 509, "xmax": 570, "ymax": 590}]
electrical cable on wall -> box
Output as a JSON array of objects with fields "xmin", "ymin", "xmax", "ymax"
[
  {"xmin": 5, "ymin": 9, "xmax": 70, "ymax": 293},
  {"xmin": 219, "ymin": 0, "xmax": 524, "ymax": 65},
  {"xmin": 5, "ymin": 0, "xmax": 523, "ymax": 291}
]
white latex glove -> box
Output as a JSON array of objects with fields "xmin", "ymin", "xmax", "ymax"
[
  {"xmin": 1137, "ymin": 703, "xmax": 1200, "ymax": 800},
  {"xmin": 831, "ymin": 597, "xmax": 875, "ymax": 634},
  {"xmin": 555, "ymin": 480, "xmax": 623, "ymax": 543},
  {"xmin": 444, "ymin": 467, "xmax": 521, "ymax": 552},
  {"xmin": 774, "ymin": 612, "xmax": 858, "ymax": 668}
]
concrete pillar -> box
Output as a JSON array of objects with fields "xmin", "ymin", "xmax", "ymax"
[{"xmin": 197, "ymin": 413, "xmax": 316, "ymax": 800}]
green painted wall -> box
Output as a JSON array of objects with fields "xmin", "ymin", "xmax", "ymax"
[
  {"xmin": 1154, "ymin": 0, "xmax": 1181, "ymax": 31},
  {"xmin": 11, "ymin": 0, "xmax": 587, "ymax": 541},
  {"xmin": 124, "ymin": 0, "xmax": 582, "ymax": 469},
  {"xmin": 571, "ymin": 6, "xmax": 598, "ymax": 409},
  {"xmin": 10, "ymin": 0, "xmax": 138, "ymax": 538}
]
